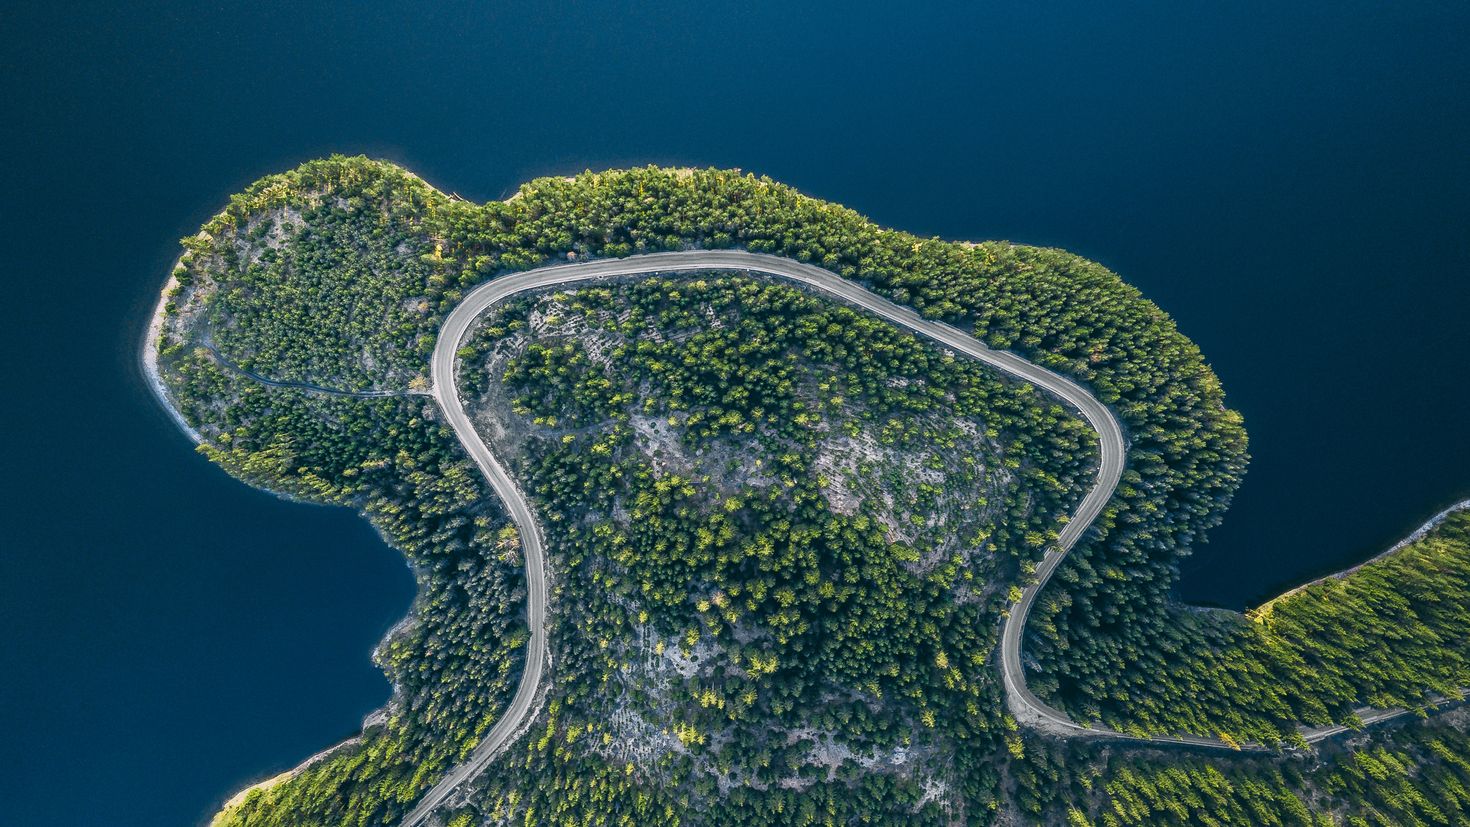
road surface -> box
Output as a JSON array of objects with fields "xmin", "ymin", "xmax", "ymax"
[{"xmin": 400, "ymin": 249, "xmax": 1438, "ymax": 823}]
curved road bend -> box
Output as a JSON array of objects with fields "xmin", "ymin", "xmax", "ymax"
[
  {"xmin": 403, "ymin": 249, "xmax": 1130, "ymax": 824},
  {"xmin": 402, "ymin": 249, "xmax": 1423, "ymax": 824}
]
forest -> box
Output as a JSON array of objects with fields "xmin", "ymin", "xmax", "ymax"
[
  {"xmin": 153, "ymin": 156, "xmax": 1469, "ymax": 825},
  {"xmin": 445, "ymin": 275, "xmax": 1094, "ymax": 821}
]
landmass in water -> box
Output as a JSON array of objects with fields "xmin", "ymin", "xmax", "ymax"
[{"xmin": 148, "ymin": 156, "xmax": 1469, "ymax": 826}]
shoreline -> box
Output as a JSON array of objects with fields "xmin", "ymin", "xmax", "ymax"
[
  {"xmin": 207, "ymin": 708, "xmax": 386, "ymax": 826},
  {"xmin": 141, "ymin": 257, "xmax": 203, "ymax": 445},
  {"xmin": 144, "ymin": 250, "xmax": 409, "ymax": 824},
  {"xmin": 145, "ymin": 163, "xmax": 1470, "ymax": 820},
  {"xmin": 1251, "ymin": 498, "xmax": 1470, "ymax": 617}
]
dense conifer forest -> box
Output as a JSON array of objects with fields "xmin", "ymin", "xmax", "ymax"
[{"xmin": 154, "ymin": 157, "xmax": 1468, "ymax": 825}]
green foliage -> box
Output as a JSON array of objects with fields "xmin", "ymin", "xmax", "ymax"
[
  {"xmin": 1091, "ymin": 764, "xmax": 1315, "ymax": 826},
  {"xmin": 181, "ymin": 157, "xmax": 448, "ymax": 391},
  {"xmin": 465, "ymin": 699, "xmax": 957, "ymax": 827}
]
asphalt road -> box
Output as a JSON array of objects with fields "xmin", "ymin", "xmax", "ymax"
[
  {"xmin": 402, "ymin": 249, "xmax": 1130, "ymax": 823},
  {"xmin": 401, "ymin": 249, "xmax": 1430, "ymax": 823}
]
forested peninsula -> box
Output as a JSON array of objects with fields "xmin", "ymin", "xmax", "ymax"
[{"xmin": 149, "ymin": 157, "xmax": 1469, "ymax": 825}]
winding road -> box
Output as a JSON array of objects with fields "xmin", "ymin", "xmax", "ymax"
[
  {"xmin": 402, "ymin": 249, "xmax": 1127, "ymax": 824},
  {"xmin": 399, "ymin": 249, "xmax": 1431, "ymax": 823}
]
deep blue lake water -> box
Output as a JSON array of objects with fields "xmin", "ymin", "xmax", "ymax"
[{"xmin": 2, "ymin": 2, "xmax": 1467, "ymax": 823}]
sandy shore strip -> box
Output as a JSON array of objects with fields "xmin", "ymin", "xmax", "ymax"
[
  {"xmin": 141, "ymin": 257, "xmax": 203, "ymax": 445},
  {"xmin": 1252, "ymin": 498, "xmax": 1470, "ymax": 617}
]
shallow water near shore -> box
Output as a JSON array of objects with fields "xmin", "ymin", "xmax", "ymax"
[{"xmin": 3, "ymin": 2, "xmax": 1469, "ymax": 824}]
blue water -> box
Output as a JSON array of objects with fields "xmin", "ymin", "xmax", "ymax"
[{"xmin": 2, "ymin": 2, "xmax": 1467, "ymax": 823}]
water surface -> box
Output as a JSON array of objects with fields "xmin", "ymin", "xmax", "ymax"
[{"xmin": 2, "ymin": 2, "xmax": 1467, "ymax": 823}]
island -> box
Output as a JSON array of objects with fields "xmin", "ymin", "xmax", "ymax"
[{"xmin": 147, "ymin": 156, "xmax": 1470, "ymax": 825}]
